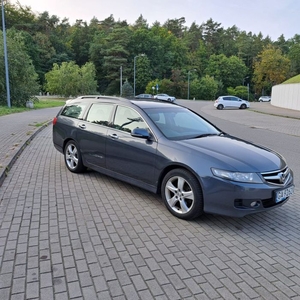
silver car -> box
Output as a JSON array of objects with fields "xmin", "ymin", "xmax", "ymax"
[
  {"xmin": 154, "ymin": 93, "xmax": 176, "ymax": 102},
  {"xmin": 259, "ymin": 96, "xmax": 271, "ymax": 102},
  {"xmin": 52, "ymin": 96, "xmax": 294, "ymax": 220},
  {"xmin": 214, "ymin": 96, "xmax": 250, "ymax": 110}
]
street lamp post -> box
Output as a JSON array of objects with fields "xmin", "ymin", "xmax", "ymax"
[
  {"xmin": 1, "ymin": 0, "xmax": 11, "ymax": 108},
  {"xmin": 133, "ymin": 54, "xmax": 145, "ymax": 97},
  {"xmin": 243, "ymin": 76, "xmax": 249, "ymax": 86}
]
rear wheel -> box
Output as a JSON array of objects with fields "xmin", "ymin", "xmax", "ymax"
[
  {"xmin": 161, "ymin": 169, "xmax": 203, "ymax": 220},
  {"xmin": 64, "ymin": 140, "xmax": 86, "ymax": 173},
  {"xmin": 217, "ymin": 104, "xmax": 224, "ymax": 110}
]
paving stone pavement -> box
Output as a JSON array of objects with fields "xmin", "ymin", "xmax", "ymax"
[
  {"xmin": 0, "ymin": 107, "xmax": 61, "ymax": 187},
  {"xmin": 0, "ymin": 102, "xmax": 299, "ymax": 300}
]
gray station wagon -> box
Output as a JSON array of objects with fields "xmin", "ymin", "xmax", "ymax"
[{"xmin": 52, "ymin": 96, "xmax": 294, "ymax": 220}]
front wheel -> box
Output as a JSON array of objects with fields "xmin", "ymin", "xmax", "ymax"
[
  {"xmin": 64, "ymin": 140, "xmax": 86, "ymax": 173},
  {"xmin": 161, "ymin": 169, "xmax": 203, "ymax": 220},
  {"xmin": 240, "ymin": 104, "xmax": 247, "ymax": 109}
]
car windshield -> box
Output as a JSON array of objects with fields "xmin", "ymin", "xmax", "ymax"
[{"xmin": 145, "ymin": 107, "xmax": 221, "ymax": 140}]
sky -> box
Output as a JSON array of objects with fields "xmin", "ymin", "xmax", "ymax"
[{"xmin": 10, "ymin": 0, "xmax": 299, "ymax": 40}]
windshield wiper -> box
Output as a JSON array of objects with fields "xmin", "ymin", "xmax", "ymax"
[{"xmin": 194, "ymin": 133, "xmax": 219, "ymax": 138}]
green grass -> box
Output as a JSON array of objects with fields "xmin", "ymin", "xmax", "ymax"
[
  {"xmin": 283, "ymin": 74, "xmax": 300, "ymax": 84},
  {"xmin": 0, "ymin": 97, "xmax": 66, "ymax": 116}
]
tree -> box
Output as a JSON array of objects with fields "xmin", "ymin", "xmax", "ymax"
[
  {"xmin": 135, "ymin": 55, "xmax": 151, "ymax": 94},
  {"xmin": 253, "ymin": 45, "xmax": 291, "ymax": 94},
  {"xmin": 287, "ymin": 34, "xmax": 300, "ymax": 75},
  {"xmin": 122, "ymin": 79, "xmax": 133, "ymax": 97},
  {"xmin": 190, "ymin": 75, "xmax": 218, "ymax": 100},
  {"xmin": 227, "ymin": 86, "xmax": 248, "ymax": 99},
  {"xmin": 205, "ymin": 54, "xmax": 248, "ymax": 93},
  {"xmin": 79, "ymin": 62, "xmax": 97, "ymax": 95},
  {"xmin": 44, "ymin": 61, "xmax": 97, "ymax": 97},
  {"xmin": 0, "ymin": 29, "xmax": 40, "ymax": 106}
]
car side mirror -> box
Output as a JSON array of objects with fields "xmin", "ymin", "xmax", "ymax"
[{"xmin": 131, "ymin": 128, "xmax": 152, "ymax": 140}]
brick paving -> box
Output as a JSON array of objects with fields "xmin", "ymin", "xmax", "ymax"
[{"xmin": 0, "ymin": 102, "xmax": 299, "ymax": 299}]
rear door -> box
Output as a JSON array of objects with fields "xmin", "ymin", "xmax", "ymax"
[{"xmin": 76, "ymin": 103, "xmax": 114, "ymax": 168}]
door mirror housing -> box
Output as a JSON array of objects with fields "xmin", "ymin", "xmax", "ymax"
[{"xmin": 131, "ymin": 128, "xmax": 152, "ymax": 140}]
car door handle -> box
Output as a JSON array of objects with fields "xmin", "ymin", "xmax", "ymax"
[
  {"xmin": 78, "ymin": 124, "xmax": 86, "ymax": 129},
  {"xmin": 109, "ymin": 133, "xmax": 119, "ymax": 139}
]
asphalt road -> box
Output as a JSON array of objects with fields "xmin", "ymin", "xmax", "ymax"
[{"xmin": 0, "ymin": 101, "xmax": 299, "ymax": 300}]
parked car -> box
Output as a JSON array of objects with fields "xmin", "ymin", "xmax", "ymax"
[
  {"xmin": 135, "ymin": 94, "xmax": 153, "ymax": 99},
  {"xmin": 53, "ymin": 96, "xmax": 294, "ymax": 220},
  {"xmin": 214, "ymin": 96, "xmax": 250, "ymax": 110},
  {"xmin": 259, "ymin": 96, "xmax": 271, "ymax": 102},
  {"xmin": 154, "ymin": 93, "xmax": 176, "ymax": 102}
]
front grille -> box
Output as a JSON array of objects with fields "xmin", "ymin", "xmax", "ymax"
[{"xmin": 261, "ymin": 167, "xmax": 291, "ymax": 186}]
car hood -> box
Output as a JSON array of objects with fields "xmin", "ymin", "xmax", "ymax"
[{"xmin": 177, "ymin": 135, "xmax": 286, "ymax": 172}]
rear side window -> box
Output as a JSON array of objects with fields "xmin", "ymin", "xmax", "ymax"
[
  {"xmin": 223, "ymin": 97, "xmax": 231, "ymax": 101},
  {"xmin": 61, "ymin": 104, "xmax": 87, "ymax": 119},
  {"xmin": 86, "ymin": 103, "xmax": 114, "ymax": 126}
]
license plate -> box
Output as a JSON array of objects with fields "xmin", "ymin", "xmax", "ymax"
[{"xmin": 275, "ymin": 186, "xmax": 294, "ymax": 203}]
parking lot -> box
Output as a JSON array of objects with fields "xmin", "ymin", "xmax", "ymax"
[{"xmin": 0, "ymin": 101, "xmax": 299, "ymax": 300}]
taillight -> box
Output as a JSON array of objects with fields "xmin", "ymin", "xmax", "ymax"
[{"xmin": 53, "ymin": 117, "xmax": 57, "ymax": 125}]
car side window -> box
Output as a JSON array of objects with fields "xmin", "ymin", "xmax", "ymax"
[
  {"xmin": 223, "ymin": 97, "xmax": 230, "ymax": 101},
  {"xmin": 61, "ymin": 104, "xmax": 87, "ymax": 119},
  {"xmin": 86, "ymin": 103, "xmax": 114, "ymax": 126},
  {"xmin": 113, "ymin": 106, "xmax": 148, "ymax": 134}
]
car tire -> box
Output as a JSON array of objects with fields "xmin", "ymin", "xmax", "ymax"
[
  {"xmin": 64, "ymin": 140, "xmax": 86, "ymax": 173},
  {"xmin": 161, "ymin": 168, "xmax": 203, "ymax": 220},
  {"xmin": 217, "ymin": 104, "xmax": 224, "ymax": 110},
  {"xmin": 240, "ymin": 104, "xmax": 247, "ymax": 109}
]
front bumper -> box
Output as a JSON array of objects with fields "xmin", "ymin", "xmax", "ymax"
[{"xmin": 202, "ymin": 175, "xmax": 294, "ymax": 217}]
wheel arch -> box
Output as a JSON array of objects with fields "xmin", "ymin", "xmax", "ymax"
[
  {"xmin": 63, "ymin": 138, "xmax": 76, "ymax": 153},
  {"xmin": 156, "ymin": 163, "xmax": 203, "ymax": 195}
]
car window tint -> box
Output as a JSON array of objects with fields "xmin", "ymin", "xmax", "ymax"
[
  {"xmin": 223, "ymin": 97, "xmax": 230, "ymax": 101},
  {"xmin": 113, "ymin": 106, "xmax": 148, "ymax": 133},
  {"xmin": 86, "ymin": 103, "xmax": 114, "ymax": 126},
  {"xmin": 61, "ymin": 104, "xmax": 87, "ymax": 119}
]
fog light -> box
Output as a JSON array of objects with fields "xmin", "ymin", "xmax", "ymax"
[{"xmin": 250, "ymin": 201, "xmax": 259, "ymax": 207}]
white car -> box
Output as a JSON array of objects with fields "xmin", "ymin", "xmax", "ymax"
[
  {"xmin": 214, "ymin": 96, "xmax": 250, "ymax": 110},
  {"xmin": 258, "ymin": 96, "xmax": 271, "ymax": 102},
  {"xmin": 154, "ymin": 93, "xmax": 176, "ymax": 103}
]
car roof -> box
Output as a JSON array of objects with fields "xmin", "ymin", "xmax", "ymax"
[
  {"xmin": 131, "ymin": 100, "xmax": 178, "ymax": 109},
  {"xmin": 64, "ymin": 95, "xmax": 178, "ymax": 108},
  {"xmin": 66, "ymin": 95, "xmax": 127, "ymax": 104}
]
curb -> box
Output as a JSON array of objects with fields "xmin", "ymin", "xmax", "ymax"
[{"xmin": 0, "ymin": 121, "xmax": 52, "ymax": 188}]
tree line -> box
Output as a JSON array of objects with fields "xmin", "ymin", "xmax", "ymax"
[{"xmin": 0, "ymin": 2, "xmax": 299, "ymax": 106}]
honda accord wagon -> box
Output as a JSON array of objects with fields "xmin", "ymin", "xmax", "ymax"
[{"xmin": 52, "ymin": 96, "xmax": 294, "ymax": 220}]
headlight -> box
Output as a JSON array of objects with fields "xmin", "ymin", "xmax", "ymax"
[{"xmin": 211, "ymin": 168, "xmax": 262, "ymax": 183}]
